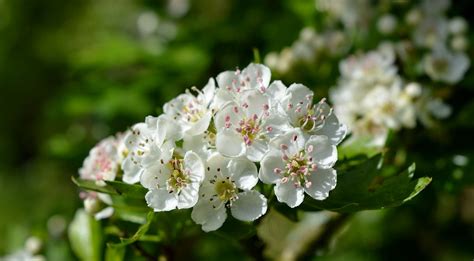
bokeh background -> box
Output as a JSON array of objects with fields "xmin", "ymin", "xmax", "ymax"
[{"xmin": 0, "ymin": 0, "xmax": 473, "ymax": 260}]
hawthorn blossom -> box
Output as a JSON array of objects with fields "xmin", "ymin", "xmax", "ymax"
[
  {"xmin": 163, "ymin": 78, "xmax": 215, "ymax": 136},
  {"xmin": 79, "ymin": 136, "xmax": 120, "ymax": 186},
  {"xmin": 122, "ymin": 115, "xmax": 180, "ymax": 184},
  {"xmin": 260, "ymin": 130, "xmax": 337, "ymax": 208},
  {"xmin": 191, "ymin": 153, "xmax": 267, "ymax": 232},
  {"xmin": 140, "ymin": 150, "xmax": 205, "ymax": 211},
  {"xmin": 214, "ymin": 88, "xmax": 288, "ymax": 162},
  {"xmin": 281, "ymin": 83, "xmax": 347, "ymax": 145},
  {"xmin": 423, "ymin": 46, "xmax": 470, "ymax": 84},
  {"xmin": 212, "ymin": 63, "xmax": 271, "ymax": 110}
]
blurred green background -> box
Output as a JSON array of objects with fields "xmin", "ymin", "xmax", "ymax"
[{"xmin": 0, "ymin": 0, "xmax": 473, "ymax": 260}]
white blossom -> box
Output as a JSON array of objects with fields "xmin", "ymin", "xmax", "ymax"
[
  {"xmin": 140, "ymin": 150, "xmax": 205, "ymax": 211},
  {"xmin": 163, "ymin": 78, "xmax": 215, "ymax": 137},
  {"xmin": 121, "ymin": 115, "xmax": 180, "ymax": 184},
  {"xmin": 281, "ymin": 83, "xmax": 346, "ymax": 145},
  {"xmin": 191, "ymin": 153, "xmax": 267, "ymax": 232},
  {"xmin": 423, "ymin": 46, "xmax": 470, "ymax": 84},
  {"xmin": 259, "ymin": 129, "xmax": 337, "ymax": 208}
]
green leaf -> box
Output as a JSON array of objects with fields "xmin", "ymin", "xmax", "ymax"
[
  {"xmin": 68, "ymin": 209, "xmax": 102, "ymax": 261},
  {"xmin": 302, "ymin": 154, "xmax": 432, "ymax": 212},
  {"xmin": 105, "ymin": 245, "xmax": 125, "ymax": 261},
  {"xmin": 105, "ymin": 180, "xmax": 148, "ymax": 199},
  {"xmin": 108, "ymin": 212, "xmax": 155, "ymax": 248},
  {"xmin": 71, "ymin": 176, "xmax": 119, "ymax": 195}
]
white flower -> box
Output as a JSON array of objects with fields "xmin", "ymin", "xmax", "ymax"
[
  {"xmin": 191, "ymin": 153, "xmax": 267, "ymax": 232},
  {"xmin": 213, "ymin": 63, "xmax": 271, "ymax": 110},
  {"xmin": 140, "ymin": 150, "xmax": 205, "ymax": 211},
  {"xmin": 377, "ymin": 14, "xmax": 397, "ymax": 35},
  {"xmin": 282, "ymin": 84, "xmax": 347, "ymax": 145},
  {"xmin": 121, "ymin": 115, "xmax": 179, "ymax": 184},
  {"xmin": 163, "ymin": 78, "xmax": 215, "ymax": 137},
  {"xmin": 79, "ymin": 136, "xmax": 119, "ymax": 186},
  {"xmin": 448, "ymin": 17, "xmax": 468, "ymax": 35},
  {"xmin": 423, "ymin": 46, "xmax": 470, "ymax": 84},
  {"xmin": 259, "ymin": 130, "xmax": 337, "ymax": 208},
  {"xmin": 413, "ymin": 17, "xmax": 448, "ymax": 49},
  {"xmin": 214, "ymin": 88, "xmax": 289, "ymax": 161}
]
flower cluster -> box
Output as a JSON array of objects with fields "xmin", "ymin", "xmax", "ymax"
[
  {"xmin": 78, "ymin": 64, "xmax": 347, "ymax": 231},
  {"xmin": 330, "ymin": 45, "xmax": 450, "ymax": 146}
]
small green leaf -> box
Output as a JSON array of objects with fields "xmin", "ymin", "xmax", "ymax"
[
  {"xmin": 108, "ymin": 212, "xmax": 155, "ymax": 248},
  {"xmin": 302, "ymin": 154, "xmax": 432, "ymax": 212},
  {"xmin": 68, "ymin": 209, "xmax": 102, "ymax": 261},
  {"xmin": 71, "ymin": 176, "xmax": 119, "ymax": 195},
  {"xmin": 105, "ymin": 180, "xmax": 148, "ymax": 199}
]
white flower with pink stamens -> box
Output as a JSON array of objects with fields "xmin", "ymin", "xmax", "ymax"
[
  {"xmin": 282, "ymin": 83, "xmax": 347, "ymax": 145},
  {"xmin": 212, "ymin": 63, "xmax": 272, "ymax": 110},
  {"xmin": 214, "ymin": 89, "xmax": 289, "ymax": 162},
  {"xmin": 259, "ymin": 129, "xmax": 337, "ymax": 208}
]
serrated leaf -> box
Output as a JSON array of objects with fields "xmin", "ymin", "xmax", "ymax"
[
  {"xmin": 72, "ymin": 176, "xmax": 119, "ymax": 195},
  {"xmin": 68, "ymin": 209, "xmax": 102, "ymax": 261},
  {"xmin": 108, "ymin": 212, "xmax": 155, "ymax": 248},
  {"xmin": 302, "ymin": 154, "xmax": 432, "ymax": 212},
  {"xmin": 105, "ymin": 180, "xmax": 148, "ymax": 199}
]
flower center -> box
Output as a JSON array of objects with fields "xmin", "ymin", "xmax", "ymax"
[
  {"xmin": 182, "ymin": 101, "xmax": 205, "ymax": 123},
  {"xmin": 215, "ymin": 179, "xmax": 238, "ymax": 202},
  {"xmin": 166, "ymin": 158, "xmax": 190, "ymax": 193},
  {"xmin": 273, "ymin": 136, "xmax": 317, "ymax": 188},
  {"xmin": 236, "ymin": 114, "xmax": 261, "ymax": 145}
]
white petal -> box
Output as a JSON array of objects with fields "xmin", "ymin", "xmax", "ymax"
[
  {"xmin": 259, "ymin": 150, "xmax": 285, "ymax": 184},
  {"xmin": 216, "ymin": 129, "xmax": 245, "ymax": 158},
  {"xmin": 184, "ymin": 151, "xmax": 205, "ymax": 182},
  {"xmin": 266, "ymin": 80, "xmax": 287, "ymax": 101},
  {"xmin": 157, "ymin": 115, "xmax": 183, "ymax": 144},
  {"xmin": 185, "ymin": 111, "xmax": 212, "ymax": 136},
  {"xmin": 242, "ymin": 63, "xmax": 271, "ymax": 89},
  {"xmin": 246, "ymin": 139, "xmax": 268, "ymax": 162},
  {"xmin": 283, "ymin": 83, "xmax": 313, "ymax": 123},
  {"xmin": 304, "ymin": 168, "xmax": 337, "ymax": 200},
  {"xmin": 214, "ymin": 101, "xmax": 242, "ymax": 130},
  {"xmin": 121, "ymin": 156, "xmax": 143, "ymax": 184},
  {"xmin": 269, "ymin": 128, "xmax": 305, "ymax": 155},
  {"xmin": 306, "ymin": 135, "xmax": 338, "ymax": 169},
  {"xmin": 200, "ymin": 78, "xmax": 216, "ymax": 104},
  {"xmin": 204, "ymin": 152, "xmax": 231, "ymax": 182},
  {"xmin": 274, "ymin": 181, "xmax": 304, "ymax": 208},
  {"xmin": 241, "ymin": 89, "xmax": 271, "ymax": 118},
  {"xmin": 94, "ymin": 207, "xmax": 114, "ymax": 220},
  {"xmin": 231, "ymin": 191, "xmax": 267, "ymax": 221},
  {"xmin": 140, "ymin": 163, "xmax": 170, "ymax": 190},
  {"xmin": 145, "ymin": 189, "xmax": 178, "ymax": 212},
  {"xmin": 191, "ymin": 201, "xmax": 227, "ymax": 232},
  {"xmin": 183, "ymin": 133, "xmax": 209, "ymax": 160},
  {"xmin": 228, "ymin": 158, "xmax": 258, "ymax": 190},
  {"xmin": 313, "ymin": 113, "xmax": 347, "ymax": 145},
  {"xmin": 177, "ymin": 182, "xmax": 200, "ymax": 209},
  {"xmin": 216, "ymin": 71, "xmax": 239, "ymax": 90}
]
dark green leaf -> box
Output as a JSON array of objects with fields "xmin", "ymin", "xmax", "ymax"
[
  {"xmin": 105, "ymin": 180, "xmax": 148, "ymax": 199},
  {"xmin": 105, "ymin": 245, "xmax": 125, "ymax": 261},
  {"xmin": 302, "ymin": 154, "xmax": 432, "ymax": 212},
  {"xmin": 71, "ymin": 176, "xmax": 119, "ymax": 195}
]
